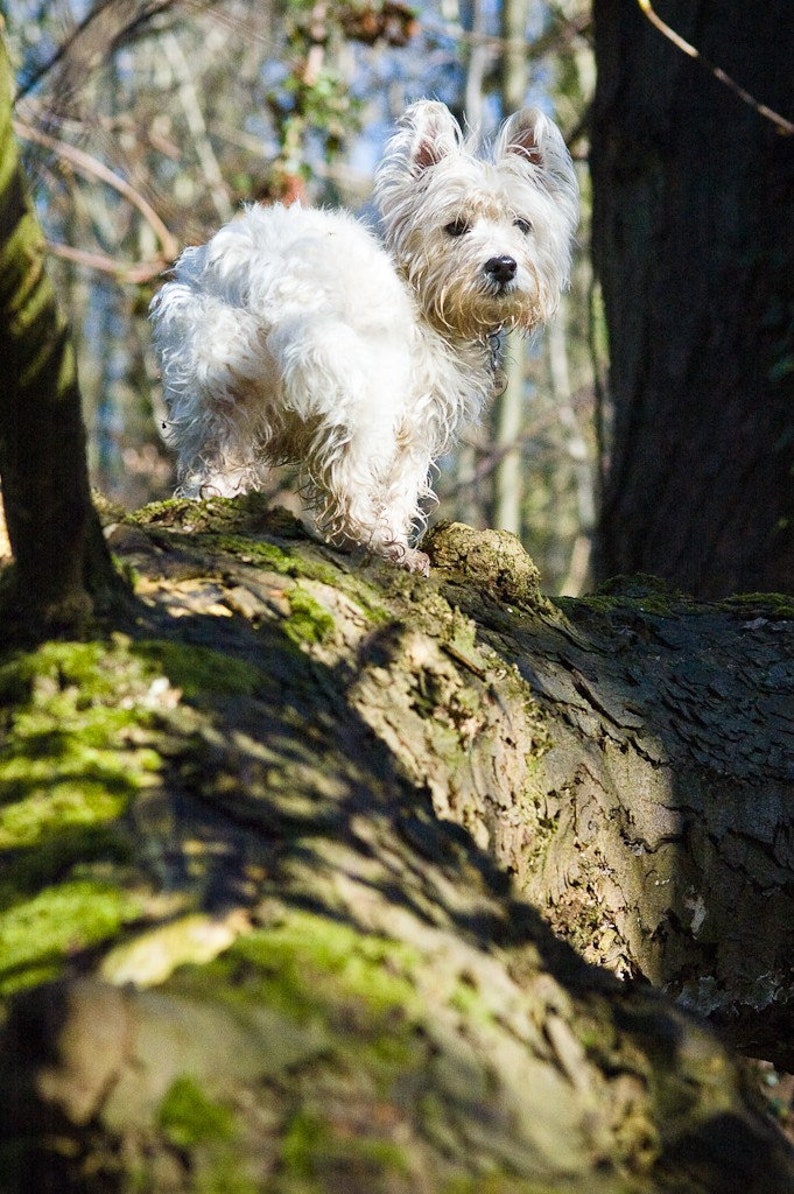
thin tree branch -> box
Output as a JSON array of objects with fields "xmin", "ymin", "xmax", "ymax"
[
  {"xmin": 636, "ymin": 0, "xmax": 794, "ymax": 136},
  {"xmin": 423, "ymin": 9, "xmax": 590, "ymax": 62},
  {"xmin": 13, "ymin": 0, "xmax": 183, "ymax": 104},
  {"xmin": 159, "ymin": 31, "xmax": 234, "ymax": 224},
  {"xmin": 13, "ymin": 116, "xmax": 179, "ymax": 263},
  {"xmin": 44, "ymin": 240, "xmax": 170, "ymax": 283}
]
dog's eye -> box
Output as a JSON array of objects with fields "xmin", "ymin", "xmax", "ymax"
[
  {"xmin": 444, "ymin": 218, "xmax": 471, "ymax": 238},
  {"xmin": 514, "ymin": 217, "xmax": 533, "ymax": 235}
]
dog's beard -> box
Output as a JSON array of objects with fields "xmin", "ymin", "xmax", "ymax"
[{"xmin": 415, "ymin": 268, "xmax": 544, "ymax": 340}]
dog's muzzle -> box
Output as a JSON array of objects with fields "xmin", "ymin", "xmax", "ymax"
[{"xmin": 484, "ymin": 255, "xmax": 518, "ymax": 287}]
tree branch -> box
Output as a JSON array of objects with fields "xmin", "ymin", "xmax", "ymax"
[
  {"xmin": 1, "ymin": 502, "xmax": 793, "ymax": 1190},
  {"xmin": 13, "ymin": 114, "xmax": 180, "ymax": 264},
  {"xmin": 636, "ymin": 0, "xmax": 794, "ymax": 135}
]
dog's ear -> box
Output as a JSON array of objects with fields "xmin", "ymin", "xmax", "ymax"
[
  {"xmin": 497, "ymin": 107, "xmax": 554, "ymax": 169},
  {"xmin": 496, "ymin": 108, "xmax": 579, "ymax": 214},
  {"xmin": 401, "ymin": 101, "xmax": 462, "ymax": 174}
]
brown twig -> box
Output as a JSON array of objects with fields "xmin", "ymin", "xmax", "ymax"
[
  {"xmin": 44, "ymin": 240, "xmax": 170, "ymax": 284},
  {"xmin": 637, "ymin": 0, "xmax": 794, "ymax": 136}
]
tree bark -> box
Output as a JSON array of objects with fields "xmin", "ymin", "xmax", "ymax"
[
  {"xmin": 0, "ymin": 503, "xmax": 792, "ymax": 1192},
  {"xmin": 0, "ymin": 29, "xmax": 123, "ymax": 637},
  {"xmin": 430, "ymin": 531, "xmax": 794, "ymax": 1063},
  {"xmin": 590, "ymin": 0, "xmax": 794, "ymax": 597}
]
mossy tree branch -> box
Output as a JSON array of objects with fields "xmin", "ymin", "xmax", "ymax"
[{"xmin": 1, "ymin": 504, "xmax": 792, "ymax": 1192}]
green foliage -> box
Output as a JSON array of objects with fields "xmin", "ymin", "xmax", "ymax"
[{"xmin": 267, "ymin": 0, "xmax": 366, "ymax": 196}]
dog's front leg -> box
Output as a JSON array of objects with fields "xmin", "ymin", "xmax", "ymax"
[{"xmin": 313, "ymin": 431, "xmax": 430, "ymax": 574}]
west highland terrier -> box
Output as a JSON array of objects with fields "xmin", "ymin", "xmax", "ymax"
[{"xmin": 150, "ymin": 100, "xmax": 578, "ymax": 574}]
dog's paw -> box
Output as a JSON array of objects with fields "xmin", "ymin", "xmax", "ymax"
[
  {"xmin": 371, "ymin": 538, "xmax": 431, "ymax": 576},
  {"xmin": 399, "ymin": 547, "xmax": 431, "ymax": 576}
]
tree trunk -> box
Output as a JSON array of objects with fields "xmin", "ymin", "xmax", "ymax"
[
  {"xmin": 491, "ymin": 0, "xmax": 529, "ymax": 537},
  {"xmin": 1, "ymin": 502, "xmax": 792, "ymax": 1192},
  {"xmin": 0, "ymin": 30, "xmax": 123, "ymax": 637},
  {"xmin": 590, "ymin": 0, "xmax": 794, "ymax": 597}
]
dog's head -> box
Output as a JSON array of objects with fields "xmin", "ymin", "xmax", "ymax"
[{"xmin": 374, "ymin": 101, "xmax": 579, "ymax": 340}]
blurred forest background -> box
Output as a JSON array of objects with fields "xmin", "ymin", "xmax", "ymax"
[{"xmin": 3, "ymin": 0, "xmax": 596, "ymax": 595}]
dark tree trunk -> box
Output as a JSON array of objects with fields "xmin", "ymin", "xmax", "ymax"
[
  {"xmin": 0, "ymin": 32, "xmax": 123, "ymax": 638},
  {"xmin": 590, "ymin": 0, "xmax": 794, "ymax": 598}
]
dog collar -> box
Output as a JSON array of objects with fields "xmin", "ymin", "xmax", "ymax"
[{"xmin": 487, "ymin": 329, "xmax": 507, "ymax": 398}]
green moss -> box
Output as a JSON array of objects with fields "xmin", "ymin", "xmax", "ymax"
[
  {"xmin": 281, "ymin": 1110, "xmax": 327, "ymax": 1181},
  {"xmin": 130, "ymin": 494, "xmax": 335, "ymax": 581},
  {"xmin": 423, "ymin": 523, "xmax": 547, "ymax": 610},
  {"xmin": 0, "ymin": 640, "xmax": 127, "ymax": 704},
  {"xmin": 150, "ymin": 917, "xmax": 424, "ymax": 1190},
  {"xmin": 0, "ymin": 641, "xmax": 161, "ymax": 803},
  {"xmin": 156, "ymin": 1076, "xmax": 259, "ymax": 1194},
  {"xmin": 0, "ymin": 824, "xmax": 134, "ymax": 906},
  {"xmin": 555, "ymin": 574, "xmax": 695, "ymax": 624},
  {"xmin": 159, "ymin": 1075, "xmax": 235, "ymax": 1147},
  {"xmin": 208, "ymin": 533, "xmax": 303, "ymax": 575},
  {"xmin": 280, "ymin": 1108, "xmax": 409, "ymax": 1184},
  {"xmin": 718, "ymin": 592, "xmax": 794, "ymax": 619},
  {"xmin": 157, "ymin": 526, "xmax": 345, "ymax": 589},
  {"xmin": 441, "ymin": 1173, "xmax": 647, "ymax": 1194},
  {"xmin": 132, "ymin": 639, "xmax": 263, "ymax": 699},
  {"xmin": 176, "ymin": 911, "xmax": 425, "ymax": 1104},
  {"xmin": 129, "ymin": 495, "xmax": 403, "ymax": 630},
  {"xmin": 0, "ymin": 640, "xmax": 162, "ymax": 741},
  {"xmin": 227, "ymin": 911, "xmax": 419, "ymax": 1022},
  {"xmin": 131, "ymin": 495, "xmax": 212, "ymax": 527},
  {"xmin": 0, "ymin": 782, "xmax": 129, "ymax": 849},
  {"xmin": 0, "ymin": 642, "xmax": 161, "ymax": 895},
  {"xmin": 0, "ymin": 878, "xmax": 142, "ymax": 994},
  {"xmin": 0, "ymin": 640, "xmax": 175, "ymax": 990},
  {"xmin": 0, "ymin": 645, "xmax": 162, "ymax": 833},
  {"xmin": 442, "ymin": 1181, "xmax": 601, "ymax": 1194},
  {"xmin": 552, "ymin": 593, "xmax": 612, "ymax": 623},
  {"xmin": 283, "ymin": 587, "xmax": 336, "ymax": 646},
  {"xmin": 131, "ymin": 492, "xmax": 294, "ymax": 536},
  {"xmin": 447, "ymin": 973, "xmax": 495, "ymax": 1025}
]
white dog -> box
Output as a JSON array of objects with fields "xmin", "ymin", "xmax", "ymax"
[{"xmin": 150, "ymin": 101, "xmax": 578, "ymax": 573}]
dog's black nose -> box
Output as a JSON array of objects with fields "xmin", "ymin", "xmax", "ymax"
[{"xmin": 484, "ymin": 255, "xmax": 518, "ymax": 285}]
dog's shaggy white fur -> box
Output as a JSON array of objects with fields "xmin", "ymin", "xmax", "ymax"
[{"xmin": 151, "ymin": 101, "xmax": 578, "ymax": 573}]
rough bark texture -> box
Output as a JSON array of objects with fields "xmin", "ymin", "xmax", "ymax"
[
  {"xmin": 0, "ymin": 31, "xmax": 122, "ymax": 636},
  {"xmin": 0, "ymin": 501, "xmax": 792, "ymax": 1192},
  {"xmin": 591, "ymin": 0, "xmax": 794, "ymax": 597},
  {"xmin": 434, "ymin": 543, "xmax": 794, "ymax": 1063}
]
